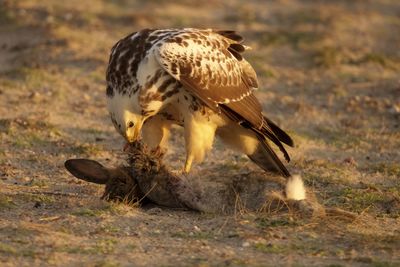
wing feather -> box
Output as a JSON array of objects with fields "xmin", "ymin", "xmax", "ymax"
[{"xmin": 154, "ymin": 29, "xmax": 263, "ymax": 127}]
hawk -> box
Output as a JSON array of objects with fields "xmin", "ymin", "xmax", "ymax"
[{"xmin": 106, "ymin": 28, "xmax": 294, "ymax": 176}]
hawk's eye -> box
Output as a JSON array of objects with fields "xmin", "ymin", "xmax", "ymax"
[{"xmin": 127, "ymin": 121, "xmax": 134, "ymax": 128}]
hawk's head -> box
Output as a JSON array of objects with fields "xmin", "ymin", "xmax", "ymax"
[{"xmin": 107, "ymin": 92, "xmax": 145, "ymax": 143}]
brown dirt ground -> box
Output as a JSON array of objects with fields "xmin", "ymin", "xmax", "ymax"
[{"xmin": 0, "ymin": 0, "xmax": 399, "ymax": 266}]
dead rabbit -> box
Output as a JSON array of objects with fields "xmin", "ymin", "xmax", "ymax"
[{"xmin": 65, "ymin": 142, "xmax": 353, "ymax": 218}]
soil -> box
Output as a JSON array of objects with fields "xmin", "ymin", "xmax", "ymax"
[{"xmin": 0, "ymin": 0, "xmax": 399, "ymax": 266}]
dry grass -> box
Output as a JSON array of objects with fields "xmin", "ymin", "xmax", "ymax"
[{"xmin": 0, "ymin": 0, "xmax": 399, "ymax": 266}]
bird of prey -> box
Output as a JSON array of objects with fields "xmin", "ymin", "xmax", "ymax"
[{"xmin": 106, "ymin": 28, "xmax": 294, "ymax": 176}]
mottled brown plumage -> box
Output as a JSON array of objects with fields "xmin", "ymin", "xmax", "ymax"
[{"xmin": 106, "ymin": 28, "xmax": 294, "ymax": 177}]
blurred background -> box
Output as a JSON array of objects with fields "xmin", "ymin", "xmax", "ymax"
[{"xmin": 0, "ymin": 0, "xmax": 399, "ymax": 265}]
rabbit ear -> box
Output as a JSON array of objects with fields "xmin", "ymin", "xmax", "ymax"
[{"xmin": 64, "ymin": 159, "xmax": 110, "ymax": 184}]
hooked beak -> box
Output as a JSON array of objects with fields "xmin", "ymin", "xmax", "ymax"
[{"xmin": 126, "ymin": 118, "xmax": 144, "ymax": 143}]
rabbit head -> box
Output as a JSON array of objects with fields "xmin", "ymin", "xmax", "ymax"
[{"xmin": 64, "ymin": 159, "xmax": 145, "ymax": 204}]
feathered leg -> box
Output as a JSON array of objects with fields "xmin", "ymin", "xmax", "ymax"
[{"xmin": 183, "ymin": 113, "xmax": 217, "ymax": 173}]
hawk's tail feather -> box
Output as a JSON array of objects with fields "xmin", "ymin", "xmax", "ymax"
[
  {"xmin": 259, "ymin": 124, "xmax": 291, "ymax": 163},
  {"xmin": 263, "ymin": 116, "xmax": 294, "ymax": 147},
  {"xmin": 219, "ymin": 104, "xmax": 291, "ymax": 175},
  {"xmin": 238, "ymin": 119, "xmax": 290, "ymax": 163},
  {"xmin": 248, "ymin": 134, "xmax": 291, "ymax": 178}
]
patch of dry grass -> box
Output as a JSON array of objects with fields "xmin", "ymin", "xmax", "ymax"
[{"xmin": 0, "ymin": 0, "xmax": 399, "ymax": 266}]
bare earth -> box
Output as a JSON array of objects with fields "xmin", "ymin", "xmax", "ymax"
[{"xmin": 0, "ymin": 0, "xmax": 399, "ymax": 266}]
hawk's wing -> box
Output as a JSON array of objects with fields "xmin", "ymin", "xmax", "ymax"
[
  {"xmin": 154, "ymin": 29, "xmax": 263, "ymax": 128},
  {"xmin": 154, "ymin": 29, "xmax": 292, "ymax": 176}
]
